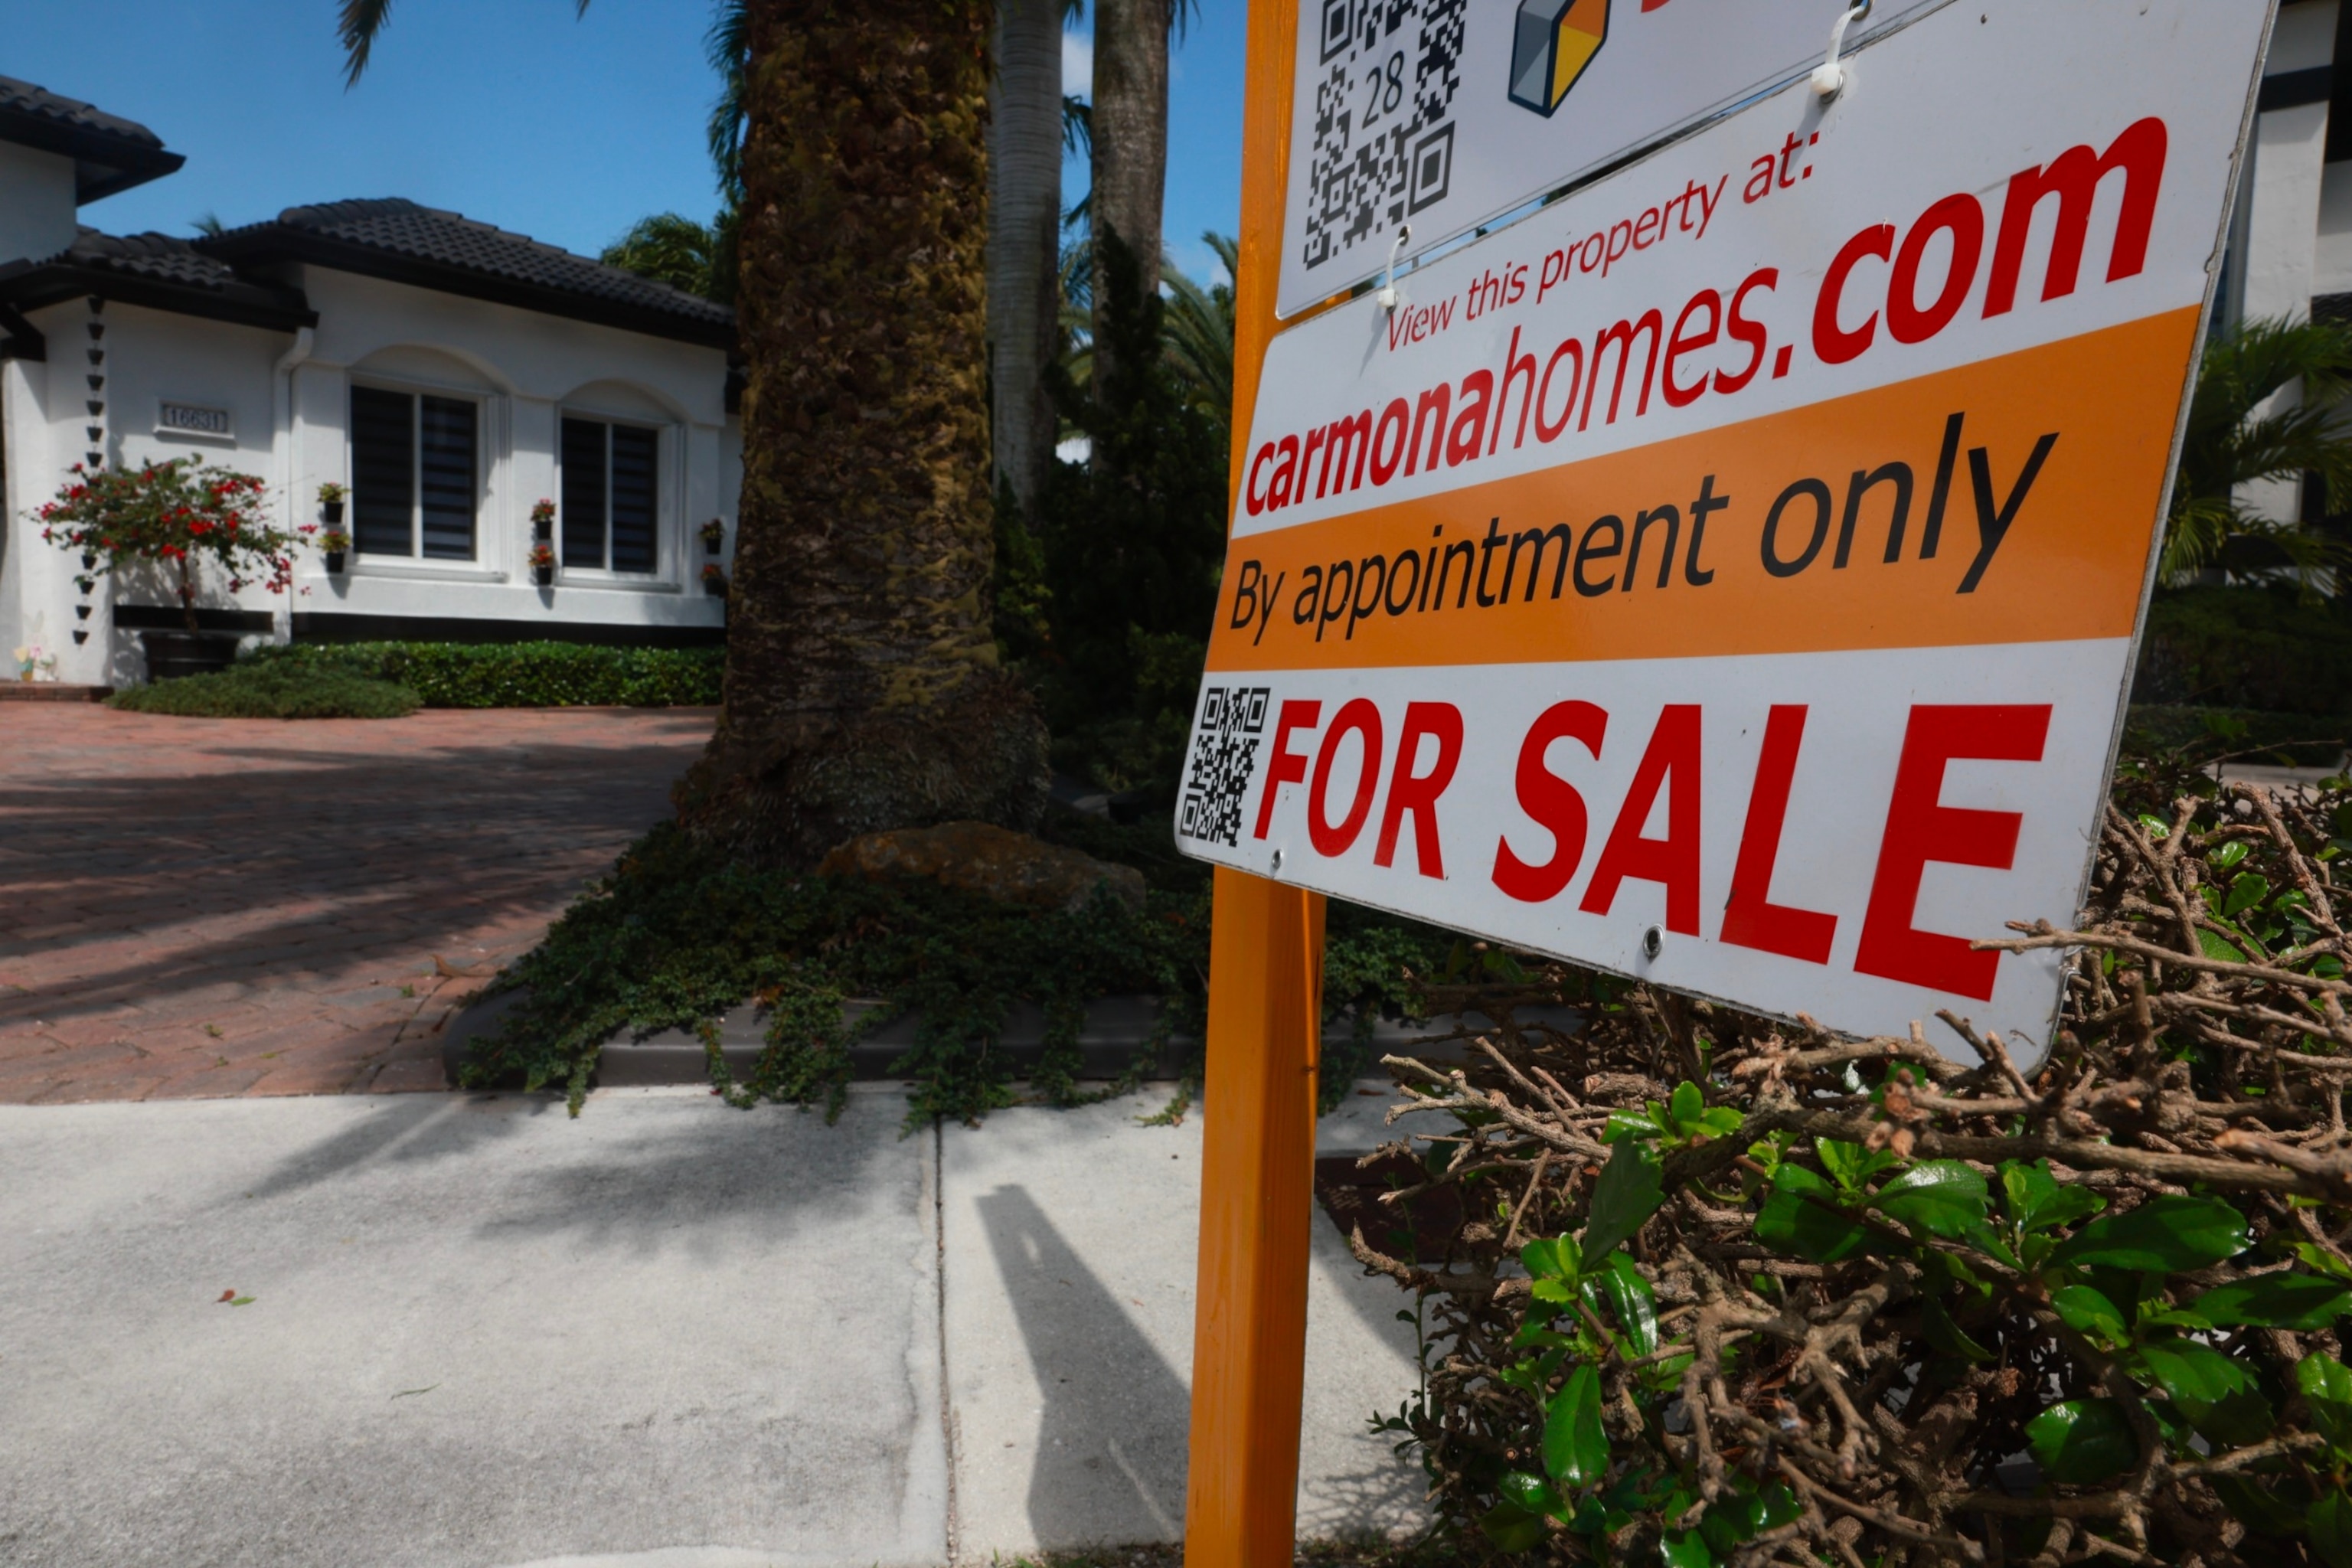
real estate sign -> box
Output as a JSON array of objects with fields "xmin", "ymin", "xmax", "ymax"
[
  {"xmin": 1178, "ymin": 0, "xmax": 2272, "ymax": 1059},
  {"xmin": 1275, "ymin": 0, "xmax": 1945, "ymax": 318}
]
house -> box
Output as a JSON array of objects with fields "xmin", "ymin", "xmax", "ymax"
[{"xmin": 0, "ymin": 74, "xmax": 737, "ymax": 688}]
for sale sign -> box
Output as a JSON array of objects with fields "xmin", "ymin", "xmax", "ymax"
[
  {"xmin": 1178, "ymin": 0, "xmax": 2272, "ymax": 1059},
  {"xmin": 1275, "ymin": 0, "xmax": 1945, "ymax": 318}
]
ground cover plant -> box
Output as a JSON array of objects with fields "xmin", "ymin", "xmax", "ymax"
[
  {"xmin": 245, "ymin": 641, "xmax": 721, "ymax": 707},
  {"xmin": 1349, "ymin": 747, "xmax": 2352, "ymax": 1566},
  {"xmin": 108, "ymin": 659, "xmax": 420, "ymax": 719},
  {"xmin": 458, "ymin": 808, "xmax": 1453, "ymax": 1124}
]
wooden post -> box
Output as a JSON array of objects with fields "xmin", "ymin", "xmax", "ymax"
[{"xmin": 1183, "ymin": 2, "xmax": 1321, "ymax": 1564}]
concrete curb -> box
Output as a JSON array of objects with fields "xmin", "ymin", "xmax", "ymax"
[{"xmin": 444, "ymin": 991, "xmax": 1576, "ymax": 1089}]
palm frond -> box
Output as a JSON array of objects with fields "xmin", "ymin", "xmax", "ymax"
[
  {"xmin": 705, "ymin": 0, "xmax": 750, "ymax": 201},
  {"xmin": 2164, "ymin": 313, "xmax": 2352, "ymax": 597},
  {"xmin": 336, "ymin": 0, "xmax": 396, "ymax": 87},
  {"xmin": 600, "ymin": 213, "xmax": 721, "ymax": 302}
]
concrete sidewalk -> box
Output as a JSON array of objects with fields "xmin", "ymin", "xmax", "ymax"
[{"xmin": 0, "ymin": 1084, "xmax": 1432, "ymax": 1568}]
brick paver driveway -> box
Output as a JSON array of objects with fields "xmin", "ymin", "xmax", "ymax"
[{"xmin": 0, "ymin": 704, "xmax": 714, "ymax": 1103}]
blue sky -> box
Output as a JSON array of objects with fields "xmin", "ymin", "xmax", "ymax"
[{"xmin": 7, "ymin": 0, "xmax": 1245, "ymax": 286}]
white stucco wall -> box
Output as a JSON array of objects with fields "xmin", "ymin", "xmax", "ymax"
[
  {"xmin": 2, "ymin": 266, "xmax": 737, "ymax": 684},
  {"xmin": 0, "ymin": 143, "xmax": 75, "ymax": 269}
]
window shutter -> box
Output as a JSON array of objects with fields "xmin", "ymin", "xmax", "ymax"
[
  {"xmin": 351, "ymin": 387, "xmax": 414, "ymax": 556},
  {"xmin": 561, "ymin": 417, "xmax": 607, "ymax": 569},
  {"xmin": 418, "ymin": 395, "xmax": 477, "ymax": 560},
  {"xmin": 609, "ymin": 425, "xmax": 658, "ymax": 573}
]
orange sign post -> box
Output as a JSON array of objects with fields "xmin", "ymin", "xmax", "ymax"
[{"xmin": 1181, "ymin": 0, "xmax": 1321, "ymax": 1563}]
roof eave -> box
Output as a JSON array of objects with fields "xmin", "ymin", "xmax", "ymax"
[
  {"xmin": 204, "ymin": 230, "xmax": 735, "ymax": 350},
  {"xmin": 0, "ymin": 259, "xmax": 316, "ymax": 335},
  {"xmin": 0, "ymin": 109, "xmax": 184, "ymax": 203}
]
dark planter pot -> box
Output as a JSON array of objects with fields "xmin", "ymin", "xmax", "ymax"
[
  {"xmin": 322, "ymin": 500, "xmax": 345, "ymax": 525},
  {"xmin": 324, "ymin": 550, "xmax": 346, "ymax": 574},
  {"xmin": 139, "ymin": 629, "xmax": 239, "ymax": 682},
  {"xmin": 80, "ymin": 552, "xmax": 96, "ymax": 570},
  {"xmin": 704, "ymin": 536, "xmax": 722, "ymax": 555},
  {"xmin": 703, "ymin": 576, "xmax": 727, "ymax": 597},
  {"xmin": 534, "ymin": 565, "xmax": 555, "ymax": 588}
]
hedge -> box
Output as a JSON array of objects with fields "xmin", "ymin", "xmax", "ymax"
[
  {"xmin": 2134, "ymin": 586, "xmax": 2352, "ymax": 714},
  {"xmin": 245, "ymin": 641, "xmax": 722, "ymax": 708},
  {"xmin": 108, "ymin": 661, "xmax": 420, "ymax": 719}
]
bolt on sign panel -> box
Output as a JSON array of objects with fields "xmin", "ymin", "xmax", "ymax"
[
  {"xmin": 1181, "ymin": 0, "xmax": 2274, "ymax": 1064},
  {"xmin": 1278, "ymin": 0, "xmax": 1946, "ymax": 318}
]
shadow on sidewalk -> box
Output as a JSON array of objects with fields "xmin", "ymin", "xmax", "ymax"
[{"xmin": 977, "ymin": 1183, "xmax": 1192, "ymax": 1545}]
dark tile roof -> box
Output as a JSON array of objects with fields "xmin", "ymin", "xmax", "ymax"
[
  {"xmin": 198, "ymin": 198, "xmax": 734, "ymax": 348},
  {"xmin": 0, "ymin": 76, "xmax": 182, "ymax": 201},
  {"xmin": 0, "ymin": 228, "xmax": 315, "ymax": 334}
]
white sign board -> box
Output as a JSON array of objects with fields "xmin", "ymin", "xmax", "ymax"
[
  {"xmin": 157, "ymin": 400, "xmax": 234, "ymax": 442},
  {"xmin": 1182, "ymin": 0, "xmax": 2269, "ymax": 1058},
  {"xmin": 1275, "ymin": 0, "xmax": 1945, "ymax": 318}
]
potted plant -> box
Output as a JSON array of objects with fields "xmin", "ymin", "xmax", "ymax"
[
  {"xmin": 11, "ymin": 645, "xmax": 58, "ymax": 684},
  {"xmin": 36, "ymin": 458, "xmax": 300, "ymax": 681},
  {"xmin": 319, "ymin": 525, "xmax": 351, "ymax": 574},
  {"xmin": 531, "ymin": 498, "xmax": 556, "ymax": 542},
  {"xmin": 528, "ymin": 541, "xmax": 557, "ymax": 587},
  {"xmin": 701, "ymin": 561, "xmax": 727, "ymax": 597},
  {"xmin": 317, "ymin": 482, "xmax": 346, "ymax": 525},
  {"xmin": 700, "ymin": 518, "xmax": 726, "ymax": 555}
]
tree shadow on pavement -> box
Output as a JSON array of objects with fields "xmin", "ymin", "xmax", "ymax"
[{"xmin": 978, "ymin": 1183, "xmax": 1194, "ymax": 1547}]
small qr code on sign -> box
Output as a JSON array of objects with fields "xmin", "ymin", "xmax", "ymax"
[
  {"xmin": 1302, "ymin": 0, "xmax": 1467, "ymax": 274},
  {"xmin": 1179, "ymin": 686, "xmax": 1272, "ymax": 848}
]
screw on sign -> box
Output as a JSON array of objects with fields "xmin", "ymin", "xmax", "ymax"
[{"xmin": 1180, "ymin": 3, "xmax": 2274, "ymax": 1566}]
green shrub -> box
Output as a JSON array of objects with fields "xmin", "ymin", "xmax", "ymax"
[
  {"xmin": 2135, "ymin": 586, "xmax": 2352, "ymax": 714},
  {"xmin": 107, "ymin": 661, "xmax": 420, "ymax": 719},
  {"xmin": 463, "ymin": 808, "xmax": 1455, "ymax": 1123},
  {"xmin": 245, "ymin": 640, "xmax": 722, "ymax": 707},
  {"xmin": 2125, "ymin": 702, "xmax": 2350, "ymax": 766}
]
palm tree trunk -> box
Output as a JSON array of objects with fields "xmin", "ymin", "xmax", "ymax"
[
  {"xmin": 676, "ymin": 0, "xmax": 1050, "ymax": 867},
  {"xmin": 1087, "ymin": 0, "xmax": 1168, "ymax": 385},
  {"xmin": 988, "ymin": 0, "xmax": 1064, "ymax": 512}
]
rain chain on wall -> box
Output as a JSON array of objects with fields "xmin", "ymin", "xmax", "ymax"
[{"xmin": 75, "ymin": 296, "xmax": 102, "ymax": 645}]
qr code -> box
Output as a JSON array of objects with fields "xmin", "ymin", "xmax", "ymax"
[
  {"xmin": 1179, "ymin": 686, "xmax": 1272, "ymax": 848},
  {"xmin": 1301, "ymin": 0, "xmax": 1467, "ymax": 274}
]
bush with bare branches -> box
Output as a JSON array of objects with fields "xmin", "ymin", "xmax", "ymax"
[{"xmin": 1352, "ymin": 753, "xmax": 2352, "ymax": 1566}]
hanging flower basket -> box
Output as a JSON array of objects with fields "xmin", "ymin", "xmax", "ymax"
[
  {"xmin": 531, "ymin": 498, "xmax": 556, "ymax": 542},
  {"xmin": 700, "ymin": 518, "xmax": 726, "ymax": 555},
  {"xmin": 701, "ymin": 562, "xmax": 727, "ymax": 597},
  {"xmin": 317, "ymin": 482, "xmax": 346, "ymax": 526},
  {"xmin": 528, "ymin": 540, "xmax": 557, "ymax": 588}
]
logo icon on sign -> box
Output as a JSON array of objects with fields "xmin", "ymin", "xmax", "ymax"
[{"xmin": 1509, "ymin": 0, "xmax": 1609, "ymax": 116}]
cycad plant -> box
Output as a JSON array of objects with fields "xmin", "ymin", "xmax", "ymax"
[{"xmin": 2164, "ymin": 313, "xmax": 2352, "ymax": 594}]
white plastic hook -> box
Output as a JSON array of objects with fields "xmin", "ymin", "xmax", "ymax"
[
  {"xmin": 1811, "ymin": 0, "xmax": 1871, "ymax": 100},
  {"xmin": 1374, "ymin": 224, "xmax": 1413, "ymax": 312}
]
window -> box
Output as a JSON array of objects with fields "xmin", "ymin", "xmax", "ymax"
[
  {"xmin": 351, "ymin": 385, "xmax": 479, "ymax": 560},
  {"xmin": 560, "ymin": 416, "xmax": 659, "ymax": 573}
]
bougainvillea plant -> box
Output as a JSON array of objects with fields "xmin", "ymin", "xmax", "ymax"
[
  {"xmin": 1354, "ymin": 750, "xmax": 2352, "ymax": 1567},
  {"xmin": 37, "ymin": 459, "xmax": 302, "ymax": 631}
]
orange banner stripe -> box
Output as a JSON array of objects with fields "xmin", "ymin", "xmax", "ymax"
[{"xmin": 1207, "ymin": 307, "xmax": 2195, "ymax": 671}]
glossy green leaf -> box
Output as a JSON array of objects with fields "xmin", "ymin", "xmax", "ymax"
[
  {"xmin": 2224, "ymin": 871, "xmax": 2272, "ymax": 917},
  {"xmin": 2190, "ymin": 1272, "xmax": 2352, "ymax": 1330},
  {"xmin": 1604, "ymin": 1107, "xmax": 1662, "ymax": 1144},
  {"xmin": 1598, "ymin": 1252, "xmax": 1658, "ymax": 1357},
  {"xmin": 2026, "ymin": 1399, "xmax": 2139, "ymax": 1485},
  {"xmin": 1479, "ymin": 1500, "xmax": 1545, "ymax": 1553},
  {"xmin": 1870, "ymin": 1160, "xmax": 1989, "ymax": 1240},
  {"xmin": 1497, "ymin": 1469, "xmax": 1556, "ymax": 1515},
  {"xmin": 2199, "ymin": 926, "xmax": 2251, "ymax": 962},
  {"xmin": 2137, "ymin": 1342, "xmax": 2272, "ymax": 1446},
  {"xmin": 1543, "ymin": 1364, "xmax": 1609, "ymax": 1487},
  {"xmin": 2001, "ymin": 1159, "xmax": 2105, "ymax": 1233},
  {"xmin": 1582, "ymin": 1138, "xmax": 1665, "ymax": 1260},
  {"xmin": 1818, "ymin": 1138, "xmax": 1895, "ymax": 1191},
  {"xmin": 1659, "ymin": 1529, "xmax": 1715, "ymax": 1568},
  {"xmin": 1521, "ymin": 1236, "xmax": 1581, "ymax": 1282},
  {"xmin": 2212, "ymin": 840, "xmax": 2251, "ymax": 871},
  {"xmin": 2295, "ymin": 1243, "xmax": 2352, "ymax": 1283},
  {"xmin": 2314, "ymin": 1491, "xmax": 2352, "ymax": 1568},
  {"xmin": 2298, "ymin": 1354, "xmax": 2352, "ymax": 1452},
  {"xmin": 1670, "ymin": 1081, "xmax": 1704, "ymax": 1129},
  {"xmin": 1756, "ymin": 1163, "xmax": 1875, "ymax": 1263},
  {"xmin": 2050, "ymin": 1195, "xmax": 2248, "ymax": 1272},
  {"xmin": 2049, "ymin": 1285, "xmax": 2129, "ymax": 1344}
]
